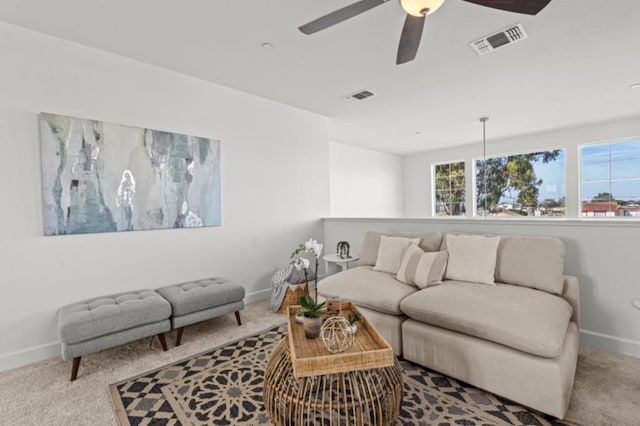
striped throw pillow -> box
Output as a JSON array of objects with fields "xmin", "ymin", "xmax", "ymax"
[{"xmin": 396, "ymin": 244, "xmax": 449, "ymax": 289}]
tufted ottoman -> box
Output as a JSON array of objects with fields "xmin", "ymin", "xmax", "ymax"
[
  {"xmin": 58, "ymin": 289, "xmax": 172, "ymax": 381},
  {"xmin": 157, "ymin": 277, "xmax": 245, "ymax": 346}
]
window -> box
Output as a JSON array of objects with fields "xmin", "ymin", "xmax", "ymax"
[
  {"xmin": 580, "ymin": 139, "xmax": 640, "ymax": 217},
  {"xmin": 434, "ymin": 161, "xmax": 465, "ymax": 216},
  {"xmin": 475, "ymin": 150, "xmax": 566, "ymax": 217}
]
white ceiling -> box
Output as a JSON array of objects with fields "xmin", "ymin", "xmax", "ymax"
[{"xmin": 1, "ymin": 0, "xmax": 639, "ymax": 155}]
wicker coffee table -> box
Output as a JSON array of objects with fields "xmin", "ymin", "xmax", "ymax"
[{"xmin": 264, "ymin": 303, "xmax": 403, "ymax": 425}]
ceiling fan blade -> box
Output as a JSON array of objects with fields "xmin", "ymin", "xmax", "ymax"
[
  {"xmin": 397, "ymin": 14, "xmax": 426, "ymax": 65},
  {"xmin": 462, "ymin": 0, "xmax": 552, "ymax": 15},
  {"xmin": 299, "ymin": 0, "xmax": 388, "ymax": 35}
]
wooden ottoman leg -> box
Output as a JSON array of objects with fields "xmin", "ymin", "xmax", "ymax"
[
  {"xmin": 70, "ymin": 356, "xmax": 81, "ymax": 381},
  {"xmin": 158, "ymin": 333, "xmax": 168, "ymax": 351},
  {"xmin": 175, "ymin": 327, "xmax": 184, "ymax": 347},
  {"xmin": 234, "ymin": 311, "xmax": 242, "ymax": 326}
]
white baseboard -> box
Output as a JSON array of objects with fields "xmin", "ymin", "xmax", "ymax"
[
  {"xmin": 0, "ymin": 341, "xmax": 60, "ymax": 373},
  {"xmin": 580, "ymin": 329, "xmax": 640, "ymax": 358},
  {"xmin": 245, "ymin": 288, "xmax": 271, "ymax": 304}
]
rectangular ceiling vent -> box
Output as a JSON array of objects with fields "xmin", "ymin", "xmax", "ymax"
[
  {"xmin": 470, "ymin": 23, "xmax": 528, "ymax": 56},
  {"xmin": 344, "ymin": 89, "xmax": 375, "ymax": 102}
]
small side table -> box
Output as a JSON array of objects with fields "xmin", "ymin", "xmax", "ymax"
[{"xmin": 323, "ymin": 254, "xmax": 359, "ymax": 274}]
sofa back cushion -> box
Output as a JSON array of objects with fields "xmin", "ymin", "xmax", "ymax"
[
  {"xmin": 373, "ymin": 236, "xmax": 421, "ymax": 274},
  {"xmin": 441, "ymin": 232, "xmax": 566, "ymax": 295},
  {"xmin": 443, "ymin": 234, "xmax": 501, "ymax": 285},
  {"xmin": 359, "ymin": 231, "xmax": 443, "ymax": 266},
  {"xmin": 495, "ymin": 235, "xmax": 565, "ymax": 295}
]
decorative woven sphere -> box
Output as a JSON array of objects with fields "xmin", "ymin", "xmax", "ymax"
[{"xmin": 320, "ymin": 316, "xmax": 354, "ymax": 354}]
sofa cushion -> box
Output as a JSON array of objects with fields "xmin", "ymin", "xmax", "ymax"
[
  {"xmin": 359, "ymin": 231, "xmax": 443, "ymax": 266},
  {"xmin": 444, "ymin": 234, "xmax": 501, "ymax": 285},
  {"xmin": 318, "ymin": 266, "xmax": 417, "ymax": 315},
  {"xmin": 495, "ymin": 235, "xmax": 565, "ymax": 295},
  {"xmin": 400, "ymin": 281, "xmax": 572, "ymax": 357},
  {"xmin": 373, "ymin": 236, "xmax": 420, "ymax": 274},
  {"xmin": 397, "ymin": 245, "xmax": 448, "ymax": 289}
]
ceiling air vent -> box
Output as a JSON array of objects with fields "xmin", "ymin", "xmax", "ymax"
[
  {"xmin": 344, "ymin": 89, "xmax": 375, "ymax": 102},
  {"xmin": 470, "ymin": 23, "xmax": 528, "ymax": 56}
]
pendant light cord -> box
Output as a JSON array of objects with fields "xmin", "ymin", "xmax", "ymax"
[{"xmin": 480, "ymin": 117, "xmax": 489, "ymax": 217}]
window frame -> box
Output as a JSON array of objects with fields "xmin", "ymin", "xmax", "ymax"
[
  {"xmin": 431, "ymin": 159, "xmax": 466, "ymax": 217},
  {"xmin": 472, "ymin": 147, "xmax": 567, "ymax": 218},
  {"xmin": 578, "ymin": 137, "xmax": 640, "ymax": 219}
]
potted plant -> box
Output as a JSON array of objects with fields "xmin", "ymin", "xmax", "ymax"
[
  {"xmin": 345, "ymin": 312, "xmax": 361, "ymax": 334},
  {"xmin": 298, "ymin": 296, "xmax": 327, "ymax": 338}
]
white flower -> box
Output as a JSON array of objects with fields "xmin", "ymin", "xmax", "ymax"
[
  {"xmin": 304, "ymin": 238, "xmax": 323, "ymax": 258},
  {"xmin": 293, "ymin": 257, "xmax": 310, "ymax": 270}
]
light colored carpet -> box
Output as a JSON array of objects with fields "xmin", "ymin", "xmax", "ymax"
[
  {"xmin": 0, "ymin": 299, "xmax": 285, "ymax": 426},
  {"xmin": 0, "ymin": 299, "xmax": 638, "ymax": 425},
  {"xmin": 566, "ymin": 345, "xmax": 640, "ymax": 425}
]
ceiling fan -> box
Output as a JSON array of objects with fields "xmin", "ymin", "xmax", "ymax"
[{"xmin": 298, "ymin": 0, "xmax": 552, "ymax": 65}]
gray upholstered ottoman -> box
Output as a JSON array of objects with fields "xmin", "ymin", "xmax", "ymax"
[
  {"xmin": 157, "ymin": 277, "xmax": 245, "ymax": 346},
  {"xmin": 58, "ymin": 290, "xmax": 171, "ymax": 381}
]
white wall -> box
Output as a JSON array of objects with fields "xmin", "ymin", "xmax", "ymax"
[
  {"xmin": 0, "ymin": 23, "xmax": 329, "ymax": 371},
  {"xmin": 404, "ymin": 117, "xmax": 640, "ymax": 217},
  {"xmin": 324, "ymin": 218, "xmax": 640, "ymax": 358},
  {"xmin": 329, "ymin": 142, "xmax": 403, "ymax": 217}
]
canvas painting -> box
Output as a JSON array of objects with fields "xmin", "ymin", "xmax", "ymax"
[{"xmin": 39, "ymin": 113, "xmax": 221, "ymax": 235}]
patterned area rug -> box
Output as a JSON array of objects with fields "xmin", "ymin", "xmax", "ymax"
[{"xmin": 110, "ymin": 325, "xmax": 572, "ymax": 425}]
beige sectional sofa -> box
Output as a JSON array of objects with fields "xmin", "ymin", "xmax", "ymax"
[{"xmin": 318, "ymin": 231, "xmax": 580, "ymax": 419}]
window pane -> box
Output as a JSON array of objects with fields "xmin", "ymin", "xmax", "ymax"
[
  {"xmin": 435, "ymin": 176, "xmax": 450, "ymax": 191},
  {"xmin": 580, "ymin": 139, "xmax": 640, "ymax": 218},
  {"xmin": 434, "ymin": 164, "xmax": 448, "ymax": 173},
  {"xmin": 581, "ymin": 144, "xmax": 610, "ymax": 181},
  {"xmin": 610, "ymin": 140, "xmax": 640, "ymax": 180},
  {"xmin": 433, "ymin": 161, "xmax": 465, "ymax": 216},
  {"xmin": 611, "ymin": 180, "xmax": 640, "ymax": 203},
  {"xmin": 581, "ymin": 181, "xmax": 611, "ymax": 202},
  {"xmin": 611, "ymin": 157, "xmax": 640, "ymax": 180},
  {"xmin": 476, "ymin": 150, "xmax": 565, "ymax": 217}
]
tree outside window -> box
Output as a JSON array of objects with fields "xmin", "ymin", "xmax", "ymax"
[
  {"xmin": 434, "ymin": 161, "xmax": 465, "ymax": 216},
  {"xmin": 475, "ymin": 150, "xmax": 565, "ymax": 217}
]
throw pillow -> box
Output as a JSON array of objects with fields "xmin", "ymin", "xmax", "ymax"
[
  {"xmin": 444, "ymin": 234, "xmax": 501, "ymax": 285},
  {"xmin": 373, "ymin": 236, "xmax": 421, "ymax": 274},
  {"xmin": 397, "ymin": 244, "xmax": 449, "ymax": 288}
]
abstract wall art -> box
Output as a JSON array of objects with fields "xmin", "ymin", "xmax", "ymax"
[{"xmin": 39, "ymin": 113, "xmax": 221, "ymax": 235}]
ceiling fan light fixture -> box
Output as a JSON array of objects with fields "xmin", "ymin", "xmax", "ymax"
[{"xmin": 400, "ymin": 0, "xmax": 445, "ymax": 16}]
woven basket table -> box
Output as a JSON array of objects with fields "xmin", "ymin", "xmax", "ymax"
[
  {"xmin": 264, "ymin": 302, "xmax": 403, "ymax": 425},
  {"xmin": 264, "ymin": 339, "xmax": 402, "ymax": 425}
]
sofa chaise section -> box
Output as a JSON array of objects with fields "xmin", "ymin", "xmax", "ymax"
[
  {"xmin": 402, "ymin": 233, "xmax": 579, "ymax": 419},
  {"xmin": 402, "ymin": 319, "xmax": 579, "ymax": 419},
  {"xmin": 400, "ymin": 280, "xmax": 574, "ymax": 358}
]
